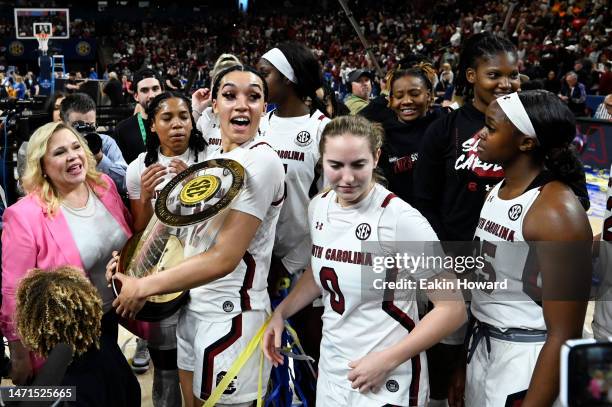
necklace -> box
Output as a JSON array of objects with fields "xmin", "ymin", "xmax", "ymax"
[{"xmin": 61, "ymin": 188, "xmax": 96, "ymax": 217}]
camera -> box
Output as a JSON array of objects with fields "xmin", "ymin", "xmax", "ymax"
[
  {"xmin": 71, "ymin": 121, "xmax": 102, "ymax": 156},
  {"xmin": 561, "ymin": 338, "xmax": 612, "ymax": 406}
]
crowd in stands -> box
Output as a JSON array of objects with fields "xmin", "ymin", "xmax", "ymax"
[{"xmin": 1, "ymin": 0, "xmax": 611, "ymax": 114}]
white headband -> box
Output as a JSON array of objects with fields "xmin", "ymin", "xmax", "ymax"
[
  {"xmin": 262, "ymin": 48, "xmax": 298, "ymax": 84},
  {"xmin": 496, "ymin": 92, "xmax": 538, "ymax": 141}
]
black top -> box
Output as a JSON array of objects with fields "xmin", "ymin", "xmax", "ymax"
[
  {"xmin": 60, "ymin": 337, "xmax": 141, "ymax": 407},
  {"xmin": 413, "ymin": 102, "xmax": 504, "ymax": 241},
  {"xmin": 359, "ymin": 94, "xmax": 395, "ymax": 124},
  {"xmin": 113, "ymin": 114, "xmax": 146, "ymax": 165},
  {"xmin": 374, "ymin": 108, "xmax": 446, "ymax": 206},
  {"xmin": 103, "ymin": 79, "xmax": 124, "ymax": 107}
]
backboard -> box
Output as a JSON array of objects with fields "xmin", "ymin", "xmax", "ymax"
[{"xmin": 14, "ymin": 8, "xmax": 70, "ymax": 39}]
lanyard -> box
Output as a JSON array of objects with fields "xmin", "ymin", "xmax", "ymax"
[{"xmin": 137, "ymin": 112, "xmax": 147, "ymax": 145}]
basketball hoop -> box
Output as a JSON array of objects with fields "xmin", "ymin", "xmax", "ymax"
[{"xmin": 35, "ymin": 32, "xmax": 49, "ymax": 55}]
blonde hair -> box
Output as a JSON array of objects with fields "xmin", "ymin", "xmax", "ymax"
[
  {"xmin": 211, "ymin": 53, "xmax": 242, "ymax": 84},
  {"xmin": 319, "ymin": 115, "xmax": 386, "ymax": 184},
  {"xmin": 16, "ymin": 266, "xmax": 102, "ymax": 357},
  {"xmin": 22, "ymin": 121, "xmax": 107, "ymax": 215}
]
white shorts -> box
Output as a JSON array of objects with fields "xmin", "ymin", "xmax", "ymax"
[
  {"xmin": 316, "ymin": 370, "xmax": 427, "ymax": 407},
  {"xmin": 466, "ymin": 335, "xmax": 555, "ymax": 406},
  {"xmin": 176, "ymin": 309, "xmax": 270, "ymax": 404}
]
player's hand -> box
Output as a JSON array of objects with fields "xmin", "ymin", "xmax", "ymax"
[
  {"xmin": 262, "ymin": 312, "xmax": 285, "ymax": 367},
  {"xmin": 167, "ymin": 158, "xmax": 188, "ymax": 175},
  {"xmin": 112, "ymin": 273, "xmax": 146, "ymax": 320},
  {"xmin": 347, "ymin": 350, "xmax": 395, "ymax": 394},
  {"xmin": 140, "ymin": 163, "xmax": 167, "ymax": 201},
  {"xmin": 191, "ymin": 88, "xmax": 211, "ymax": 114},
  {"xmin": 448, "ymin": 363, "xmax": 466, "ymax": 407},
  {"xmin": 106, "ymin": 250, "xmax": 120, "ymax": 286}
]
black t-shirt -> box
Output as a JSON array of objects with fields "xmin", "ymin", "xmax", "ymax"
[
  {"xmin": 413, "ymin": 102, "xmax": 504, "ymax": 241},
  {"xmin": 103, "ymin": 79, "xmax": 124, "ymax": 107},
  {"xmin": 374, "ymin": 108, "xmax": 447, "ymax": 206},
  {"xmin": 61, "ymin": 338, "xmax": 141, "ymax": 406},
  {"xmin": 113, "ymin": 114, "xmax": 146, "ymax": 165}
]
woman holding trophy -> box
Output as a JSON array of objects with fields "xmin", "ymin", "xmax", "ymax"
[{"xmin": 109, "ymin": 65, "xmax": 285, "ymax": 407}]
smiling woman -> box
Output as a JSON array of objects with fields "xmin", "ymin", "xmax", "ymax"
[
  {"xmin": 123, "ymin": 91, "xmax": 207, "ymax": 406},
  {"xmin": 109, "ymin": 65, "xmax": 285, "ymax": 407},
  {"xmin": 1, "ymin": 121, "xmax": 133, "ymax": 387}
]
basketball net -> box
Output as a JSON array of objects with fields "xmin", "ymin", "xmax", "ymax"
[{"xmin": 36, "ymin": 33, "xmax": 50, "ymax": 55}]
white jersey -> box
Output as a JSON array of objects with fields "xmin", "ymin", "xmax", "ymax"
[
  {"xmin": 195, "ymin": 107, "xmax": 223, "ymax": 152},
  {"xmin": 593, "ymin": 165, "xmax": 612, "ymax": 339},
  {"xmin": 126, "ymin": 147, "xmax": 207, "ymax": 202},
  {"xmin": 186, "ymin": 139, "xmax": 285, "ymax": 321},
  {"xmin": 472, "ymin": 180, "xmax": 545, "ymax": 330},
  {"xmin": 258, "ymin": 109, "xmax": 330, "ymax": 273},
  {"xmin": 309, "ymin": 183, "xmax": 437, "ymax": 406}
]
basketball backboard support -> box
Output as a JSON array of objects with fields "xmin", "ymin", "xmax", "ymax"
[{"xmin": 14, "ymin": 8, "xmax": 70, "ymax": 39}]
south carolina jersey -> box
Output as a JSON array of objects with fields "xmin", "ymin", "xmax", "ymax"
[
  {"xmin": 593, "ymin": 165, "xmax": 612, "ymax": 339},
  {"xmin": 185, "ymin": 139, "xmax": 285, "ymax": 321},
  {"xmin": 258, "ymin": 109, "xmax": 330, "ymax": 273},
  {"xmin": 309, "ymin": 183, "xmax": 437, "ymax": 406},
  {"xmin": 195, "ymin": 107, "xmax": 222, "ymax": 152},
  {"xmin": 471, "ymin": 180, "xmax": 545, "ymax": 330}
]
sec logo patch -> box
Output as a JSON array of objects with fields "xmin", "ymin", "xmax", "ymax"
[
  {"xmin": 295, "ymin": 131, "xmax": 312, "ymax": 147},
  {"xmin": 355, "ymin": 223, "xmax": 371, "ymax": 240}
]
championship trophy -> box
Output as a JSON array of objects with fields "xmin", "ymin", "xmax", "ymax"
[{"xmin": 112, "ymin": 158, "xmax": 245, "ymax": 321}]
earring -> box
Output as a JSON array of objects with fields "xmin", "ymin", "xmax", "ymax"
[{"xmin": 43, "ymin": 173, "xmax": 48, "ymax": 179}]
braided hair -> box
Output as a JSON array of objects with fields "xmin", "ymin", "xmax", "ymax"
[
  {"xmin": 389, "ymin": 62, "xmax": 438, "ymax": 104},
  {"xmin": 144, "ymin": 91, "xmax": 207, "ymax": 167},
  {"xmin": 518, "ymin": 90, "xmax": 589, "ymax": 210},
  {"xmin": 455, "ymin": 32, "xmax": 517, "ymax": 100}
]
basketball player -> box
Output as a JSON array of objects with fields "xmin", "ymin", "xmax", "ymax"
[
  {"xmin": 256, "ymin": 42, "xmax": 331, "ymax": 402},
  {"xmin": 192, "ymin": 53, "xmax": 242, "ymax": 151},
  {"xmin": 263, "ymin": 115, "xmax": 467, "ymax": 407},
  {"xmin": 124, "ymin": 91, "xmax": 206, "ymax": 406},
  {"xmin": 110, "ymin": 65, "xmax": 285, "ymax": 407},
  {"xmin": 454, "ymin": 90, "xmax": 591, "ymax": 407},
  {"xmin": 256, "ymin": 42, "xmax": 330, "ymax": 277}
]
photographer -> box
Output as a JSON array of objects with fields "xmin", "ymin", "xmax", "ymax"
[{"xmin": 60, "ymin": 93, "xmax": 127, "ymax": 195}]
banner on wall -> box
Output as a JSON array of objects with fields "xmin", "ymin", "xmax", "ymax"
[
  {"xmin": 578, "ymin": 118, "xmax": 612, "ymax": 170},
  {"xmin": 4, "ymin": 38, "xmax": 97, "ymax": 60}
]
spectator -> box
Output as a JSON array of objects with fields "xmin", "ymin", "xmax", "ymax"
[
  {"xmin": 593, "ymin": 94, "xmax": 612, "ymax": 121},
  {"xmin": 65, "ymin": 71, "xmax": 85, "ymax": 94},
  {"xmin": 103, "ymin": 72, "xmax": 124, "ymax": 107},
  {"xmin": 88, "ymin": 67, "xmax": 98, "ymax": 80},
  {"xmin": 60, "ymin": 93, "xmax": 128, "ymax": 195},
  {"xmin": 12, "ymin": 75, "xmax": 26, "ymax": 100},
  {"xmin": 599, "ymin": 62, "xmax": 612, "ymax": 96},
  {"xmin": 113, "ymin": 68, "xmax": 163, "ymax": 165},
  {"xmin": 544, "ymin": 70, "xmax": 561, "ymax": 94},
  {"xmin": 164, "ymin": 66, "xmax": 182, "ymax": 91},
  {"xmin": 559, "ymin": 71, "xmax": 587, "ymax": 117},
  {"xmin": 344, "ymin": 68, "xmax": 373, "ymax": 115}
]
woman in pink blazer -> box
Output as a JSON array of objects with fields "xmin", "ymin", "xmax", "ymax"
[{"xmin": 1, "ymin": 121, "xmax": 132, "ymax": 384}]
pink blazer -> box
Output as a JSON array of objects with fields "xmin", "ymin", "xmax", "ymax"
[{"xmin": 1, "ymin": 174, "xmax": 132, "ymax": 345}]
